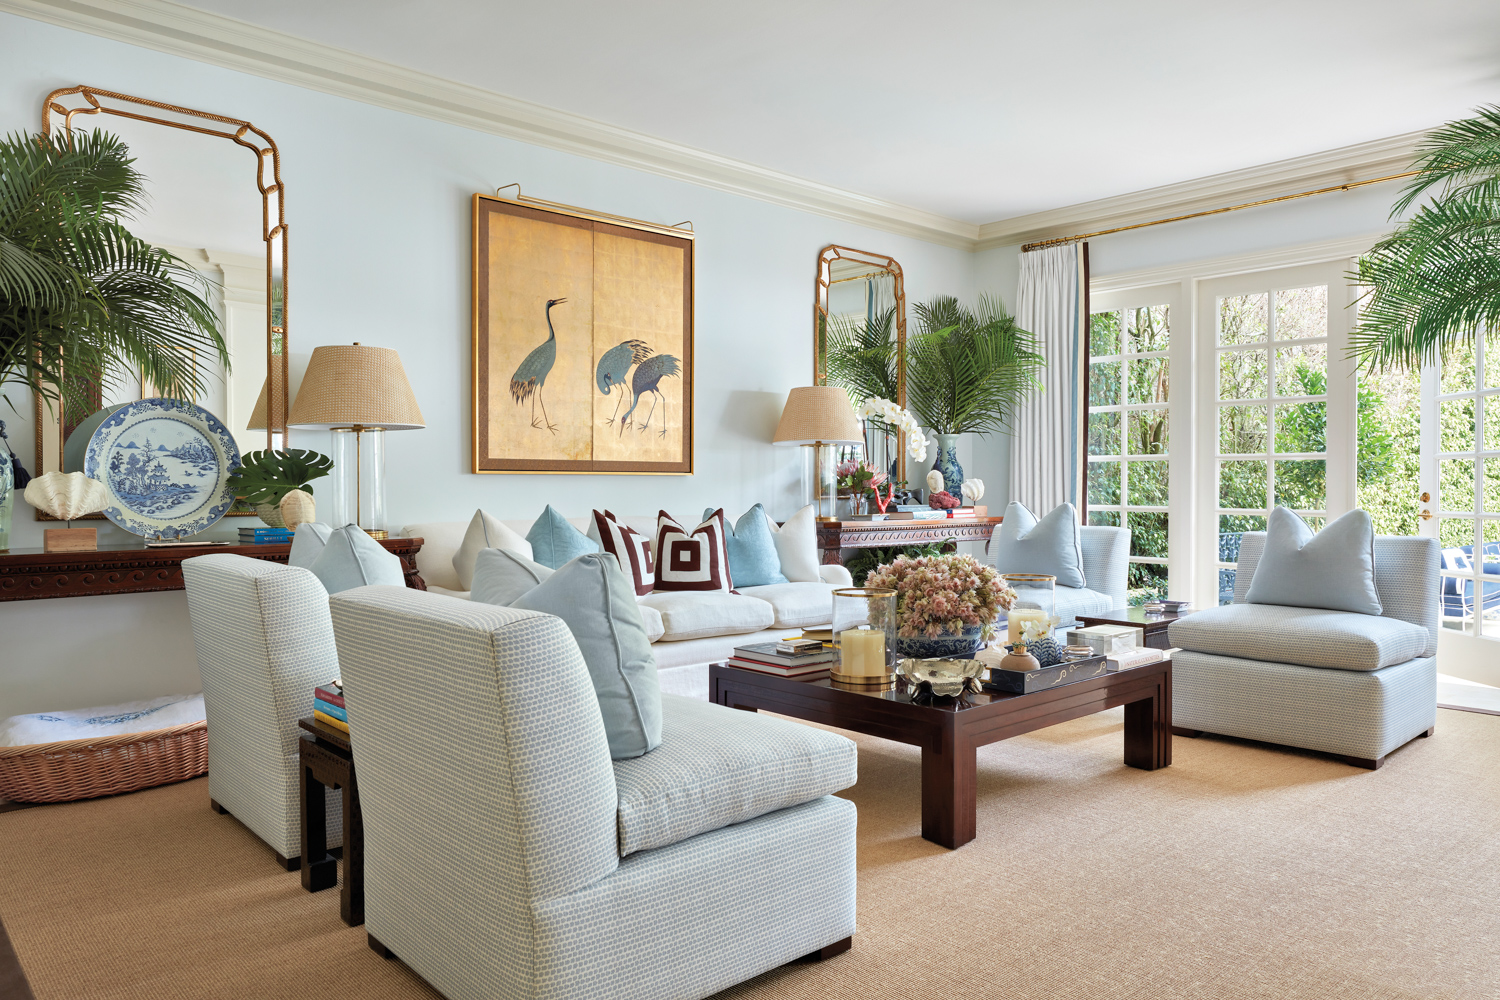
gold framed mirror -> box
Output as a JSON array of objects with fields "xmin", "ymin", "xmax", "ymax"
[
  {"xmin": 813, "ymin": 245, "xmax": 906, "ymax": 404},
  {"xmin": 31, "ymin": 87, "xmax": 288, "ymax": 520}
]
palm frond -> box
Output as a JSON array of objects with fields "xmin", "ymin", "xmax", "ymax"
[
  {"xmin": 906, "ymin": 294, "xmax": 1044, "ymax": 435},
  {"xmin": 823, "ymin": 305, "xmax": 900, "ymax": 404}
]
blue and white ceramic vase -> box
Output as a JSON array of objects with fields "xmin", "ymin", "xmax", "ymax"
[
  {"xmin": 0, "ymin": 447, "xmax": 12, "ymax": 551},
  {"xmin": 932, "ymin": 433, "xmax": 964, "ymax": 496},
  {"xmin": 1027, "ymin": 635, "xmax": 1063, "ymax": 667},
  {"xmin": 896, "ymin": 624, "xmax": 985, "ymax": 660}
]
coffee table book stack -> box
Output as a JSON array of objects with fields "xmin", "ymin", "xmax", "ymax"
[{"xmin": 726, "ymin": 641, "xmax": 834, "ymax": 679}]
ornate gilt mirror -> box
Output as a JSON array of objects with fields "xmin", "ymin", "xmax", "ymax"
[
  {"xmin": 31, "ymin": 87, "xmax": 288, "ymax": 520},
  {"xmin": 813, "ymin": 245, "xmax": 907, "ymax": 481}
]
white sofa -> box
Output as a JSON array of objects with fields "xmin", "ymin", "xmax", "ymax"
[{"xmin": 403, "ymin": 516, "xmax": 853, "ymax": 698}]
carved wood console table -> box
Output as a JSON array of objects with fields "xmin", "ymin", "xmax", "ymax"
[
  {"xmin": 0, "ymin": 537, "xmax": 425, "ymax": 602},
  {"xmin": 816, "ymin": 517, "xmax": 1003, "ymax": 565}
]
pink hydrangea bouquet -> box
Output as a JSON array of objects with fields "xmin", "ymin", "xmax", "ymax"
[{"xmin": 865, "ymin": 553, "xmax": 1016, "ymax": 640}]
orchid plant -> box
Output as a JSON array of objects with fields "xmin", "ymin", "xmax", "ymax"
[{"xmin": 857, "ymin": 396, "xmax": 928, "ymax": 463}]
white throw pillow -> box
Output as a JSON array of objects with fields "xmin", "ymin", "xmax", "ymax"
[
  {"xmin": 288, "ymin": 522, "xmax": 334, "ymax": 569},
  {"xmin": 763, "ymin": 504, "xmax": 821, "ymax": 583},
  {"xmin": 452, "ymin": 509, "xmax": 533, "ymax": 591},
  {"xmin": 310, "ymin": 525, "xmax": 407, "ymax": 594},
  {"xmin": 470, "ymin": 547, "xmax": 554, "ymax": 607}
]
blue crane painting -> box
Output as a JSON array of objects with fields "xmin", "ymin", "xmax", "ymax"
[
  {"xmin": 595, "ymin": 339, "xmax": 651, "ymax": 426},
  {"xmin": 510, "ymin": 297, "xmax": 567, "ymax": 434},
  {"xmin": 618, "ymin": 352, "xmax": 681, "ymax": 437}
]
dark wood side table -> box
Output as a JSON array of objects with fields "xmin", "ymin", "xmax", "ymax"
[
  {"xmin": 1075, "ymin": 606, "xmax": 1194, "ymax": 651},
  {"xmin": 298, "ymin": 716, "xmax": 363, "ymax": 926},
  {"xmin": 815, "ymin": 516, "xmax": 1003, "ymax": 566},
  {"xmin": 710, "ymin": 656, "xmax": 1171, "ymax": 850}
]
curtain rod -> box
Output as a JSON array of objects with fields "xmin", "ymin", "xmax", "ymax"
[{"xmin": 1019, "ymin": 169, "xmax": 1420, "ymax": 252}]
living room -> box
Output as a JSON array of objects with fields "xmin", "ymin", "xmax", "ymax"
[{"xmin": 1, "ymin": 2, "xmax": 1497, "ymax": 998}]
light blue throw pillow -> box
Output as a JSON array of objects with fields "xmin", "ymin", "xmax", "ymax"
[
  {"xmin": 308, "ymin": 525, "xmax": 406, "ymax": 594},
  {"xmin": 288, "ymin": 522, "xmax": 334, "ymax": 569},
  {"xmin": 1245, "ymin": 507, "xmax": 1382, "ymax": 615},
  {"xmin": 471, "ymin": 547, "xmax": 554, "ymax": 607},
  {"xmin": 705, "ymin": 504, "xmax": 788, "ymax": 588},
  {"xmin": 512, "ymin": 552, "xmax": 661, "ymax": 758},
  {"xmin": 992, "ymin": 501, "xmax": 1086, "ymax": 589},
  {"xmin": 526, "ymin": 504, "xmax": 600, "ymax": 569}
]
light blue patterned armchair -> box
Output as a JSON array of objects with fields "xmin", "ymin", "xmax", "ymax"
[
  {"xmin": 328, "ymin": 586, "xmax": 858, "ymax": 1000},
  {"xmin": 1168, "ymin": 532, "xmax": 1439, "ymax": 769}
]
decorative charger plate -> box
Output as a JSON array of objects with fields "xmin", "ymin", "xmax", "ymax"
[{"xmin": 83, "ymin": 398, "xmax": 242, "ymax": 540}]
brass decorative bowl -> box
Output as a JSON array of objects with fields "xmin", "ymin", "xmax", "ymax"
[{"xmin": 896, "ymin": 657, "xmax": 988, "ymax": 698}]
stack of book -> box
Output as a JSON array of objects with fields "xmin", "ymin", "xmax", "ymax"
[
  {"xmin": 239, "ymin": 526, "xmax": 294, "ymax": 545},
  {"xmin": 313, "ymin": 681, "xmax": 348, "ymax": 733},
  {"xmin": 726, "ymin": 641, "xmax": 834, "ymax": 679}
]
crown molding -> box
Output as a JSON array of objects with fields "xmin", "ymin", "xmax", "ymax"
[
  {"xmin": 974, "ymin": 133, "xmax": 1424, "ymax": 253},
  {"xmin": 1088, "ymin": 233, "xmax": 1389, "ymax": 294},
  {"xmin": 0, "ymin": 0, "xmax": 982, "ymax": 249}
]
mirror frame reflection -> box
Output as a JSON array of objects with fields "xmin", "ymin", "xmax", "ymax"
[
  {"xmin": 30, "ymin": 87, "xmax": 289, "ymax": 521},
  {"xmin": 813, "ymin": 244, "xmax": 906, "ymax": 406}
]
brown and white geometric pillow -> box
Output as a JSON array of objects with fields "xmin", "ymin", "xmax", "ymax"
[
  {"xmin": 588, "ymin": 509, "xmax": 655, "ymax": 596},
  {"xmin": 652, "ymin": 509, "xmax": 733, "ymax": 593}
]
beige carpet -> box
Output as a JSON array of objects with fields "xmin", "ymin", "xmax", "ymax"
[{"xmin": 2, "ymin": 708, "xmax": 1498, "ymax": 1000}]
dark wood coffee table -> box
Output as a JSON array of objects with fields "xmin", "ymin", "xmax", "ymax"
[
  {"xmin": 709, "ymin": 657, "xmax": 1171, "ymax": 850},
  {"xmin": 1075, "ymin": 606, "xmax": 1194, "ymax": 650}
]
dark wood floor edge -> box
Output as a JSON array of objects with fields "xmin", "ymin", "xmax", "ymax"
[{"xmin": 0, "ymin": 914, "xmax": 38, "ymax": 1000}]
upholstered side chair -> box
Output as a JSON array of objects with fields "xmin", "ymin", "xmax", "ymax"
[{"xmin": 182, "ymin": 553, "xmax": 342, "ymax": 868}]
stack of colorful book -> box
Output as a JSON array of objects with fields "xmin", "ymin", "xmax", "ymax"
[
  {"xmin": 726, "ymin": 641, "xmax": 834, "ymax": 679},
  {"xmin": 239, "ymin": 526, "xmax": 294, "ymax": 545},
  {"xmin": 313, "ymin": 681, "xmax": 348, "ymax": 733}
]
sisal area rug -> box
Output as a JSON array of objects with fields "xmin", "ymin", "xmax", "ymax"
[{"xmin": 2, "ymin": 708, "xmax": 1497, "ymax": 1000}]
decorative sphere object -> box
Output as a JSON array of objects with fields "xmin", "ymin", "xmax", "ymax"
[
  {"xmin": 1028, "ymin": 635, "xmax": 1063, "ymax": 667},
  {"xmin": 279, "ymin": 489, "xmax": 315, "ymax": 531},
  {"xmin": 23, "ymin": 472, "xmax": 108, "ymax": 521}
]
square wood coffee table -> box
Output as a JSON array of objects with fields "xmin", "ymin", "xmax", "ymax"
[{"xmin": 709, "ymin": 657, "xmax": 1171, "ymax": 849}]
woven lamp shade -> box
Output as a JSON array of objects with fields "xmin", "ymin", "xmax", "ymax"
[
  {"xmin": 287, "ymin": 344, "xmax": 425, "ymax": 430},
  {"xmin": 772, "ymin": 386, "xmax": 864, "ymax": 446}
]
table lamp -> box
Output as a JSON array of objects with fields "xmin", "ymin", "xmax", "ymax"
[
  {"xmin": 287, "ymin": 343, "xmax": 424, "ymax": 537},
  {"xmin": 772, "ymin": 386, "xmax": 865, "ymax": 520}
]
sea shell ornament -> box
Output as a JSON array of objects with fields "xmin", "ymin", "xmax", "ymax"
[
  {"xmin": 24, "ymin": 472, "xmax": 108, "ymax": 524},
  {"xmin": 961, "ymin": 478, "xmax": 985, "ymax": 504},
  {"xmin": 279, "ymin": 489, "xmax": 315, "ymax": 532},
  {"xmin": 925, "ymin": 469, "xmax": 945, "ymax": 494}
]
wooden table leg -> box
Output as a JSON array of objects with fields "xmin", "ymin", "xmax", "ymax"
[
  {"xmin": 299, "ymin": 738, "xmax": 337, "ymax": 892},
  {"xmin": 341, "ymin": 764, "xmax": 364, "ymax": 926},
  {"xmin": 921, "ymin": 724, "xmax": 977, "ymax": 849},
  {"xmin": 1123, "ymin": 670, "xmax": 1172, "ymax": 770}
]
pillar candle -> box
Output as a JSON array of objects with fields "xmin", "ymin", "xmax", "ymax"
[
  {"xmin": 1007, "ymin": 608, "xmax": 1048, "ymax": 645},
  {"xmin": 839, "ymin": 628, "xmax": 887, "ymax": 676}
]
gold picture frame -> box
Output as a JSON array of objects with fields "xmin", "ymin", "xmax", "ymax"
[{"xmin": 471, "ymin": 193, "xmax": 694, "ymax": 475}]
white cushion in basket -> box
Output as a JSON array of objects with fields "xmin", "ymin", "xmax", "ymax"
[
  {"xmin": 737, "ymin": 582, "xmax": 837, "ymax": 629},
  {"xmin": 1, "ymin": 693, "xmax": 205, "ymax": 747},
  {"xmin": 636, "ymin": 591, "xmax": 774, "ymax": 642}
]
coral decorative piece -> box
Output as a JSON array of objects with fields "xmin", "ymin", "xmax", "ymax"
[
  {"xmin": 24, "ymin": 472, "xmax": 108, "ymax": 522},
  {"xmin": 927, "ymin": 490, "xmax": 960, "ymax": 510}
]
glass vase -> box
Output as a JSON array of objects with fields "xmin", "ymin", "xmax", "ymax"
[
  {"xmin": 1002, "ymin": 573, "xmax": 1057, "ymax": 646},
  {"xmin": 831, "ymin": 587, "xmax": 897, "ymax": 687}
]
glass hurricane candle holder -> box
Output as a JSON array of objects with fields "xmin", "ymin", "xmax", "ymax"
[
  {"xmin": 830, "ymin": 587, "xmax": 897, "ymax": 687},
  {"xmin": 1001, "ymin": 573, "xmax": 1057, "ymax": 647}
]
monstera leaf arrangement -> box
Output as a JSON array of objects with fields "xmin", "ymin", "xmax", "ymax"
[{"xmin": 228, "ymin": 449, "xmax": 333, "ymax": 529}]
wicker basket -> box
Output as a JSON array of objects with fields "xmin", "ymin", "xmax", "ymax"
[{"xmin": 0, "ymin": 720, "xmax": 208, "ymax": 804}]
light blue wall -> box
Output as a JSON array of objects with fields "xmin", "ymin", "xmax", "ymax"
[{"xmin": 0, "ymin": 12, "xmax": 978, "ymax": 714}]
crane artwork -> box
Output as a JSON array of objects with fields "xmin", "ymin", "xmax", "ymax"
[
  {"xmin": 595, "ymin": 339, "xmax": 652, "ymax": 426},
  {"xmin": 619, "ymin": 352, "xmax": 682, "ymax": 437},
  {"xmin": 510, "ymin": 297, "xmax": 567, "ymax": 434}
]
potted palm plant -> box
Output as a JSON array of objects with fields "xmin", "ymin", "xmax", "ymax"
[{"xmin": 906, "ymin": 295, "xmax": 1045, "ymax": 494}]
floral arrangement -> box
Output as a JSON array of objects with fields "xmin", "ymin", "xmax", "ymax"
[
  {"xmin": 865, "ymin": 553, "xmax": 1016, "ymax": 640},
  {"xmin": 1016, "ymin": 618, "xmax": 1051, "ymax": 645},
  {"xmin": 836, "ymin": 458, "xmax": 887, "ymax": 493},
  {"xmin": 857, "ymin": 397, "xmax": 928, "ymax": 463}
]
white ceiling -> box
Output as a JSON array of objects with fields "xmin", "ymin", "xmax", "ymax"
[{"xmin": 173, "ymin": 0, "xmax": 1500, "ymax": 225}]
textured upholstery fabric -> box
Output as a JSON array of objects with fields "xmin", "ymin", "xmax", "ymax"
[
  {"xmin": 1053, "ymin": 585, "xmax": 1115, "ymax": 622},
  {"xmin": 287, "ymin": 522, "xmax": 333, "ymax": 569},
  {"xmin": 765, "ymin": 504, "xmax": 821, "ymax": 583},
  {"xmin": 708, "ymin": 504, "xmax": 788, "ymax": 588},
  {"xmin": 613, "ymin": 694, "xmax": 856, "ymax": 856},
  {"xmin": 328, "ymin": 586, "xmax": 857, "ymax": 1000},
  {"xmin": 452, "ymin": 509, "xmax": 534, "ymax": 590},
  {"xmin": 1235, "ymin": 532, "xmax": 1440, "ymax": 658},
  {"xmin": 1078, "ymin": 525, "xmax": 1131, "ymax": 609},
  {"xmin": 737, "ymin": 582, "xmax": 837, "ymax": 628},
  {"xmin": 637, "ymin": 590, "xmax": 775, "ymax": 641},
  {"xmin": 470, "ymin": 547, "xmax": 554, "ymax": 607},
  {"xmin": 993, "ymin": 501, "xmax": 1087, "ymax": 589},
  {"xmin": 1169, "ymin": 603, "xmax": 1429, "ymax": 671},
  {"xmin": 181, "ymin": 554, "xmax": 342, "ymax": 856},
  {"xmin": 526, "ymin": 504, "xmax": 599, "ymax": 569},
  {"xmin": 1172, "ymin": 650, "xmax": 1436, "ymax": 760},
  {"xmin": 512, "ymin": 554, "xmax": 662, "ymax": 758},
  {"xmin": 309, "ymin": 526, "xmax": 406, "ymax": 594},
  {"xmin": 1245, "ymin": 508, "xmax": 1382, "ymax": 615}
]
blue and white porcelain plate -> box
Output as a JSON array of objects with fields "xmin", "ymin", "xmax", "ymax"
[{"xmin": 84, "ymin": 398, "xmax": 241, "ymax": 540}]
